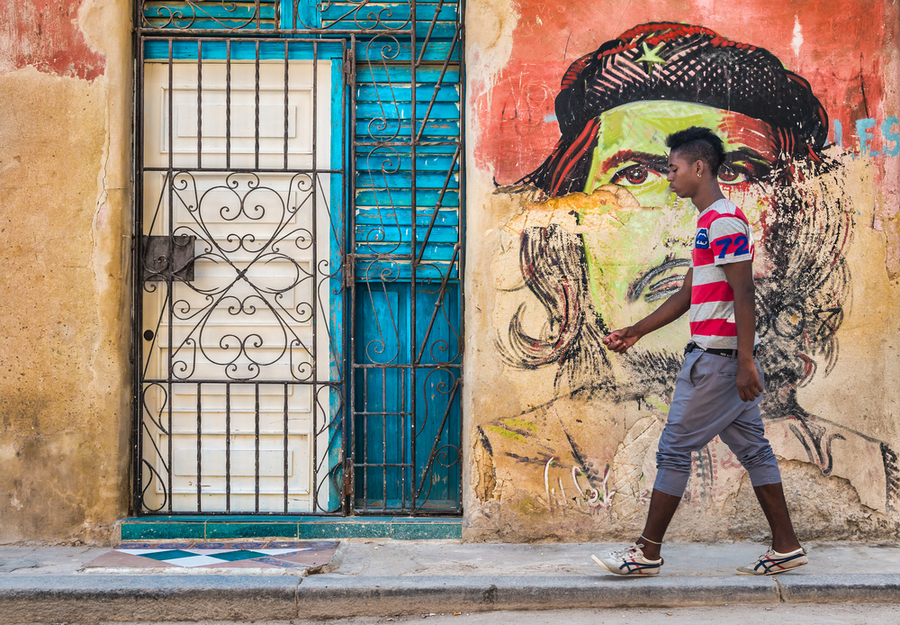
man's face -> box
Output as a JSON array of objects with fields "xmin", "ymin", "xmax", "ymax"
[
  {"xmin": 577, "ymin": 101, "xmax": 778, "ymax": 354},
  {"xmin": 666, "ymin": 151, "xmax": 701, "ymax": 199}
]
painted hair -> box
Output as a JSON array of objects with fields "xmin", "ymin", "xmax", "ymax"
[{"xmin": 522, "ymin": 22, "xmax": 829, "ymax": 197}]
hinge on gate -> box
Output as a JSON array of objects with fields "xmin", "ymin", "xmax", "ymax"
[
  {"xmin": 342, "ymin": 457, "xmax": 354, "ymax": 498},
  {"xmin": 343, "ymin": 255, "xmax": 355, "ymax": 288},
  {"xmin": 343, "ymin": 48, "xmax": 355, "ymax": 82}
]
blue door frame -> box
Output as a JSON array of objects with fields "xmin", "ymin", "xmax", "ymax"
[{"xmin": 134, "ymin": 0, "xmax": 464, "ymax": 516}]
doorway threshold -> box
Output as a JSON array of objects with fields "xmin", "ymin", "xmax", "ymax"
[{"xmin": 120, "ymin": 516, "xmax": 462, "ymax": 541}]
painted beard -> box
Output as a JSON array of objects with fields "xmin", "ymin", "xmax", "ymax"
[{"xmin": 618, "ymin": 347, "xmax": 684, "ymax": 403}]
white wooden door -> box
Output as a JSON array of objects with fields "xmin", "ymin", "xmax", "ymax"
[{"xmin": 140, "ymin": 59, "xmax": 339, "ymax": 513}]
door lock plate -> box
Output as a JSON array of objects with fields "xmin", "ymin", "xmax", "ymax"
[{"xmin": 142, "ymin": 235, "xmax": 196, "ymax": 282}]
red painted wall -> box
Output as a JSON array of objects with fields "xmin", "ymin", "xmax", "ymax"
[
  {"xmin": 0, "ymin": 0, "xmax": 105, "ymax": 81},
  {"xmin": 473, "ymin": 0, "xmax": 896, "ymax": 184}
]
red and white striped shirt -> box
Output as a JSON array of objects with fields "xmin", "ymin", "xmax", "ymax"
[{"xmin": 690, "ymin": 199, "xmax": 759, "ymax": 350}]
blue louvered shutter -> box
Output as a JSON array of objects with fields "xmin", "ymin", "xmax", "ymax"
[{"xmin": 350, "ymin": 0, "xmax": 463, "ymax": 512}]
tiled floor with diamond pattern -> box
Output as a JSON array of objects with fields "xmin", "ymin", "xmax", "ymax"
[{"xmin": 82, "ymin": 540, "xmax": 338, "ymax": 571}]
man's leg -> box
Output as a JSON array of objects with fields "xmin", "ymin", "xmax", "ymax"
[
  {"xmin": 642, "ymin": 352, "xmax": 773, "ymax": 558},
  {"xmin": 717, "ymin": 358, "xmax": 801, "ymax": 554},
  {"xmin": 637, "ymin": 351, "xmax": 731, "ymax": 559},
  {"xmin": 734, "ymin": 480, "xmax": 807, "ymax": 575},
  {"xmin": 592, "ymin": 353, "xmax": 705, "ymax": 574},
  {"xmin": 753, "ymin": 482, "xmax": 801, "ymax": 553},
  {"xmin": 634, "ymin": 489, "xmax": 681, "ymax": 560}
]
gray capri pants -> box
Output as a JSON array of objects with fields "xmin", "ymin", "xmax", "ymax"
[{"xmin": 653, "ymin": 348, "xmax": 782, "ymax": 497}]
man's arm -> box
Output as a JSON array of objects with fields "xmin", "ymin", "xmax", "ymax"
[
  {"xmin": 721, "ymin": 259, "xmax": 764, "ymax": 402},
  {"xmin": 603, "ymin": 268, "xmax": 693, "ymax": 353}
]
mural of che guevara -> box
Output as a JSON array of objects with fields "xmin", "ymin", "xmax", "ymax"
[{"xmin": 486, "ymin": 22, "xmax": 900, "ymax": 518}]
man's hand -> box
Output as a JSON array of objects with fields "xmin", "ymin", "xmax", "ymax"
[
  {"xmin": 602, "ymin": 327, "xmax": 642, "ymax": 353},
  {"xmin": 736, "ymin": 357, "xmax": 764, "ymax": 402},
  {"xmin": 601, "ymin": 268, "xmax": 692, "ymax": 354}
]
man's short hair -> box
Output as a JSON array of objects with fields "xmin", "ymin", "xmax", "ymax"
[{"xmin": 666, "ymin": 127, "xmax": 726, "ymax": 173}]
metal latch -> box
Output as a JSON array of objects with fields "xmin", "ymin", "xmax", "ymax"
[
  {"xmin": 342, "ymin": 254, "xmax": 355, "ymax": 288},
  {"xmin": 342, "ymin": 457, "xmax": 354, "ymax": 498},
  {"xmin": 142, "ymin": 235, "xmax": 196, "ymax": 282}
]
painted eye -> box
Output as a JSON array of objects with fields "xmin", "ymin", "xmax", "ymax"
[
  {"xmin": 610, "ymin": 164, "xmax": 655, "ymax": 186},
  {"xmin": 718, "ymin": 165, "xmax": 749, "ymax": 185}
]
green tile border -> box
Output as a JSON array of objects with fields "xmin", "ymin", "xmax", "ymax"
[
  {"xmin": 121, "ymin": 522, "xmax": 206, "ymax": 541},
  {"xmin": 297, "ymin": 522, "xmax": 392, "ymax": 539},
  {"xmin": 206, "ymin": 522, "xmax": 299, "ymax": 539},
  {"xmin": 121, "ymin": 517, "xmax": 462, "ymax": 540},
  {"xmin": 391, "ymin": 523, "xmax": 462, "ymax": 540}
]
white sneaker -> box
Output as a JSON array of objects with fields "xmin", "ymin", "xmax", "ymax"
[
  {"xmin": 591, "ymin": 544, "xmax": 663, "ymax": 576},
  {"xmin": 736, "ymin": 547, "xmax": 808, "ymax": 575}
]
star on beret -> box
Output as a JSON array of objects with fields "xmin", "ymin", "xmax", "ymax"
[{"xmin": 635, "ymin": 42, "xmax": 667, "ymax": 75}]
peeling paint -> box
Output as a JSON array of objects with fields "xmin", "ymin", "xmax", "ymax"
[
  {"xmin": 0, "ymin": 0, "xmax": 106, "ymax": 81},
  {"xmin": 474, "ymin": 428, "xmax": 498, "ymax": 502},
  {"xmin": 0, "ymin": 0, "xmax": 130, "ymax": 543},
  {"xmin": 791, "ymin": 16, "xmax": 804, "ymax": 57}
]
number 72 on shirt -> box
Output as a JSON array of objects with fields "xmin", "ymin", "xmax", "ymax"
[{"xmin": 713, "ymin": 234, "xmax": 750, "ymax": 260}]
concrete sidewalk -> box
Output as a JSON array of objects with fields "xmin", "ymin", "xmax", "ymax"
[{"xmin": 2, "ymin": 540, "xmax": 900, "ymax": 622}]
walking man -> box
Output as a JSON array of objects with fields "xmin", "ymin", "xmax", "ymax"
[{"xmin": 593, "ymin": 126, "xmax": 807, "ymax": 576}]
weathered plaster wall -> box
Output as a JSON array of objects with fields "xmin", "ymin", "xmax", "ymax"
[
  {"xmin": 0, "ymin": 0, "xmax": 132, "ymax": 542},
  {"xmin": 465, "ymin": 1, "xmax": 900, "ymax": 541}
]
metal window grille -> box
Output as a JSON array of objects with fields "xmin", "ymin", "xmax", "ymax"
[{"xmin": 133, "ymin": 0, "xmax": 464, "ymax": 516}]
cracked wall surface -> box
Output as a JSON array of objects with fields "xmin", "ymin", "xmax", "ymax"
[
  {"xmin": 464, "ymin": 1, "xmax": 900, "ymax": 541},
  {"xmin": 0, "ymin": 0, "xmax": 132, "ymax": 542},
  {"xmin": 2, "ymin": 0, "xmax": 899, "ymax": 544}
]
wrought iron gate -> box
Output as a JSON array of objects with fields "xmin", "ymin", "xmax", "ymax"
[{"xmin": 133, "ymin": 1, "xmax": 464, "ymax": 516}]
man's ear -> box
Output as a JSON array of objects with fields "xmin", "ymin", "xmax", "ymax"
[{"xmin": 693, "ymin": 159, "xmax": 705, "ymax": 178}]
